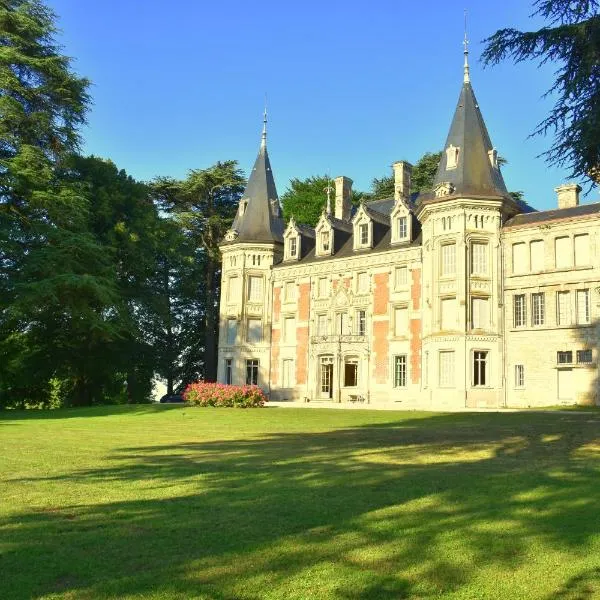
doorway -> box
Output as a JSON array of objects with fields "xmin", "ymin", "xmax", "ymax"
[
  {"xmin": 319, "ymin": 356, "xmax": 334, "ymax": 399},
  {"xmin": 557, "ymin": 368, "xmax": 574, "ymax": 402}
]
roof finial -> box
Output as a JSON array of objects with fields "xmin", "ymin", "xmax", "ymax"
[
  {"xmin": 463, "ymin": 9, "xmax": 470, "ymax": 84},
  {"xmin": 324, "ymin": 175, "xmax": 333, "ymax": 216},
  {"xmin": 261, "ymin": 95, "xmax": 267, "ymax": 149}
]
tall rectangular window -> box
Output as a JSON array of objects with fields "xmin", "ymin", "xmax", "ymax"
[
  {"xmin": 225, "ymin": 359, "xmax": 233, "ymax": 385},
  {"xmin": 227, "ymin": 277, "xmax": 239, "ymax": 302},
  {"xmin": 424, "ymin": 351, "xmax": 429, "ymax": 388},
  {"xmin": 282, "ymin": 359, "xmax": 295, "ymax": 387},
  {"xmin": 394, "ymin": 355, "xmax": 407, "ymax": 388},
  {"xmin": 394, "ymin": 306, "xmax": 408, "ymax": 337},
  {"xmin": 530, "ymin": 240, "xmax": 544, "ymax": 272},
  {"xmin": 512, "ymin": 242, "xmax": 527, "ymax": 274},
  {"xmin": 246, "ymin": 359, "xmax": 259, "ymax": 385},
  {"xmin": 441, "ymin": 244, "xmax": 456, "ymax": 276},
  {"xmin": 471, "ymin": 297, "xmax": 489, "ymax": 329},
  {"xmin": 284, "ymin": 281, "xmax": 295, "ymax": 301},
  {"xmin": 577, "ymin": 289, "xmax": 591, "ymax": 324},
  {"xmin": 513, "ymin": 294, "xmax": 526, "ymax": 327},
  {"xmin": 439, "ymin": 351, "xmax": 455, "ymax": 387},
  {"xmin": 441, "ymin": 297, "xmax": 457, "ymax": 331},
  {"xmin": 289, "ymin": 237, "xmax": 297, "ymax": 258},
  {"xmin": 344, "ymin": 357, "xmax": 359, "ymax": 387},
  {"xmin": 321, "ymin": 230, "xmax": 330, "ymax": 252},
  {"xmin": 515, "ymin": 364, "xmax": 524, "ymax": 388},
  {"xmin": 317, "ymin": 314, "xmax": 328, "ymax": 335},
  {"xmin": 357, "ymin": 310, "xmax": 366, "ymax": 336},
  {"xmin": 397, "ymin": 216, "xmax": 408, "ymax": 239},
  {"xmin": 574, "ymin": 234, "xmax": 590, "ymax": 266},
  {"xmin": 557, "ymin": 291, "xmax": 571, "ymax": 326},
  {"xmin": 318, "ymin": 277, "xmax": 329, "ymax": 298},
  {"xmin": 532, "ymin": 293, "xmax": 545, "ymax": 326},
  {"xmin": 248, "ymin": 276, "xmax": 263, "ymax": 302},
  {"xmin": 359, "ymin": 223, "xmax": 369, "ymax": 246},
  {"xmin": 394, "ymin": 266, "xmax": 408, "ymax": 288},
  {"xmin": 226, "ymin": 319, "xmax": 237, "ymax": 345},
  {"xmin": 246, "ymin": 318, "xmax": 262, "ymax": 343},
  {"xmin": 473, "ymin": 351, "xmax": 488, "ymax": 386},
  {"xmin": 471, "ymin": 242, "xmax": 488, "ymax": 275},
  {"xmin": 555, "ymin": 236, "xmax": 572, "ymax": 269},
  {"xmin": 283, "ymin": 316, "xmax": 296, "ymax": 343},
  {"xmin": 336, "ymin": 312, "xmax": 350, "ymax": 335},
  {"xmin": 357, "ymin": 272, "xmax": 369, "ymax": 293}
]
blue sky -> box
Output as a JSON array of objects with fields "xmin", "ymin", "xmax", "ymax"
[{"xmin": 47, "ymin": 0, "xmax": 592, "ymax": 210}]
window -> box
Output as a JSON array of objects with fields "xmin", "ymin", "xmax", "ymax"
[
  {"xmin": 283, "ymin": 316, "xmax": 296, "ymax": 344},
  {"xmin": 357, "ymin": 272, "xmax": 369, "ymax": 293},
  {"xmin": 557, "ymin": 291, "xmax": 571, "ymax": 326},
  {"xmin": 318, "ymin": 277, "xmax": 329, "ymax": 298},
  {"xmin": 397, "ymin": 216, "xmax": 408, "ymax": 239},
  {"xmin": 246, "ymin": 359, "xmax": 259, "ymax": 385},
  {"xmin": 513, "ymin": 295, "xmax": 526, "ymax": 327},
  {"xmin": 557, "ymin": 351, "xmax": 573, "ymax": 364},
  {"xmin": 577, "ymin": 289, "xmax": 590, "ymax": 324},
  {"xmin": 577, "ymin": 349, "xmax": 593, "ymax": 364},
  {"xmin": 320, "ymin": 356, "xmax": 333, "ymax": 397},
  {"xmin": 247, "ymin": 319, "xmax": 262, "ymax": 343},
  {"xmin": 424, "ymin": 351, "xmax": 429, "ymax": 388},
  {"xmin": 441, "ymin": 297, "xmax": 457, "ymax": 331},
  {"xmin": 574, "ymin": 234, "xmax": 590, "ymax": 266},
  {"xmin": 284, "ymin": 281, "xmax": 295, "ymax": 301},
  {"xmin": 473, "ymin": 351, "xmax": 488, "ymax": 386},
  {"xmin": 394, "ymin": 266, "xmax": 408, "ymax": 287},
  {"xmin": 248, "ymin": 276, "xmax": 263, "ymax": 302},
  {"xmin": 515, "ymin": 364, "xmax": 524, "ymax": 388},
  {"xmin": 439, "ymin": 351, "xmax": 455, "ymax": 387},
  {"xmin": 227, "ymin": 277, "xmax": 240, "ymax": 302},
  {"xmin": 555, "ymin": 236, "xmax": 572, "ymax": 269},
  {"xmin": 471, "ymin": 297, "xmax": 489, "ymax": 329},
  {"xmin": 394, "ymin": 355, "xmax": 407, "ymax": 388},
  {"xmin": 357, "ymin": 310, "xmax": 366, "ymax": 336},
  {"xmin": 321, "ymin": 230, "xmax": 330, "ymax": 252},
  {"xmin": 512, "ymin": 242, "xmax": 527, "ymax": 274},
  {"xmin": 344, "ymin": 357, "xmax": 358, "ymax": 387},
  {"xmin": 359, "ymin": 223, "xmax": 369, "ymax": 246},
  {"xmin": 317, "ymin": 314, "xmax": 328, "ymax": 335},
  {"xmin": 394, "ymin": 306, "xmax": 408, "ymax": 337},
  {"xmin": 471, "ymin": 243, "xmax": 488, "ymax": 275},
  {"xmin": 289, "ymin": 237, "xmax": 297, "ymax": 258},
  {"xmin": 226, "ymin": 319, "xmax": 237, "ymax": 345},
  {"xmin": 225, "ymin": 359, "xmax": 233, "ymax": 385},
  {"xmin": 532, "ymin": 293, "xmax": 545, "ymax": 326},
  {"xmin": 441, "ymin": 244, "xmax": 456, "ymax": 276},
  {"xmin": 530, "ymin": 240, "xmax": 544, "ymax": 272},
  {"xmin": 336, "ymin": 312, "xmax": 350, "ymax": 335},
  {"xmin": 282, "ymin": 359, "xmax": 295, "ymax": 387}
]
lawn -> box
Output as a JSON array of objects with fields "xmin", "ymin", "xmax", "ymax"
[{"xmin": 1, "ymin": 406, "xmax": 600, "ymax": 600}]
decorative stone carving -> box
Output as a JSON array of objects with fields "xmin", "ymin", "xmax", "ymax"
[
  {"xmin": 224, "ymin": 229, "xmax": 239, "ymax": 242},
  {"xmin": 434, "ymin": 182, "xmax": 455, "ymax": 197}
]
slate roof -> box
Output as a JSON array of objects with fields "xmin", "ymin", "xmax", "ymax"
[{"xmin": 504, "ymin": 202, "xmax": 600, "ymax": 228}]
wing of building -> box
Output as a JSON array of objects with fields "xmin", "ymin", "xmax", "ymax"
[{"xmin": 217, "ymin": 51, "xmax": 600, "ymax": 409}]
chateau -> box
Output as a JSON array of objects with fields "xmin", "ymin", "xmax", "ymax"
[{"xmin": 216, "ymin": 49, "xmax": 600, "ymax": 409}]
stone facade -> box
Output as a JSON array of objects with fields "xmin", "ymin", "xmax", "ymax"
[{"xmin": 217, "ymin": 66, "xmax": 600, "ymax": 409}]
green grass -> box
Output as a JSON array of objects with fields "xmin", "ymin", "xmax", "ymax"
[{"xmin": 1, "ymin": 405, "xmax": 600, "ymax": 599}]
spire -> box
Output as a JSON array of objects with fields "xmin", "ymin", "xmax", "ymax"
[
  {"xmin": 227, "ymin": 110, "xmax": 285, "ymax": 244},
  {"xmin": 463, "ymin": 10, "xmax": 470, "ymax": 84},
  {"xmin": 431, "ymin": 31, "xmax": 508, "ymax": 198},
  {"xmin": 324, "ymin": 176, "xmax": 333, "ymax": 216}
]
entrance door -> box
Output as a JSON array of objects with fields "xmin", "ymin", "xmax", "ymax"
[
  {"xmin": 320, "ymin": 356, "xmax": 334, "ymax": 399},
  {"xmin": 557, "ymin": 368, "xmax": 574, "ymax": 401}
]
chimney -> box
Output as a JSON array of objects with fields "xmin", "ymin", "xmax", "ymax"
[
  {"xmin": 393, "ymin": 161, "xmax": 412, "ymax": 202},
  {"xmin": 334, "ymin": 176, "xmax": 353, "ymax": 221},
  {"xmin": 555, "ymin": 183, "xmax": 581, "ymax": 209}
]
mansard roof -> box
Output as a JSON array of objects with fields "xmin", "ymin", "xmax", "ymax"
[
  {"xmin": 225, "ymin": 122, "xmax": 285, "ymax": 245},
  {"xmin": 504, "ymin": 202, "xmax": 600, "ymax": 228}
]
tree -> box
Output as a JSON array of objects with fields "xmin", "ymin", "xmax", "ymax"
[
  {"xmin": 482, "ymin": 0, "xmax": 600, "ymax": 183},
  {"xmin": 151, "ymin": 161, "xmax": 245, "ymax": 384},
  {"xmin": 281, "ymin": 175, "xmax": 363, "ymax": 227},
  {"xmin": 369, "ymin": 152, "xmax": 443, "ymax": 200}
]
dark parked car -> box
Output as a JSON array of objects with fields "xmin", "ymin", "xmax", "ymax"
[{"xmin": 159, "ymin": 392, "xmax": 185, "ymax": 403}]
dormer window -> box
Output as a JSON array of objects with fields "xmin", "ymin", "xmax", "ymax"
[
  {"xmin": 286, "ymin": 236, "xmax": 298, "ymax": 260},
  {"xmin": 359, "ymin": 223, "xmax": 369, "ymax": 246},
  {"xmin": 321, "ymin": 230, "xmax": 330, "ymax": 253},
  {"xmin": 239, "ymin": 199, "xmax": 248, "ymax": 215},
  {"xmin": 397, "ymin": 216, "xmax": 407, "ymax": 240},
  {"xmin": 446, "ymin": 144, "xmax": 460, "ymax": 170}
]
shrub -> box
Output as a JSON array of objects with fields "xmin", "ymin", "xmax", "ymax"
[{"xmin": 183, "ymin": 382, "xmax": 267, "ymax": 408}]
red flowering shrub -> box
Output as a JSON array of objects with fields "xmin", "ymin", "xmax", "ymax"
[{"xmin": 183, "ymin": 382, "xmax": 267, "ymax": 408}]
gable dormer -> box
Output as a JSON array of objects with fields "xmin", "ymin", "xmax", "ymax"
[
  {"xmin": 390, "ymin": 197, "xmax": 413, "ymax": 244},
  {"xmin": 315, "ymin": 213, "xmax": 334, "ymax": 257},
  {"xmin": 352, "ymin": 203, "xmax": 374, "ymax": 250},
  {"xmin": 283, "ymin": 218, "xmax": 300, "ymax": 261}
]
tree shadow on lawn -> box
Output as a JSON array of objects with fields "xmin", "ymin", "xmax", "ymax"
[
  {"xmin": 2, "ymin": 411, "xmax": 600, "ymax": 599},
  {"xmin": 0, "ymin": 404, "xmax": 177, "ymax": 421}
]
